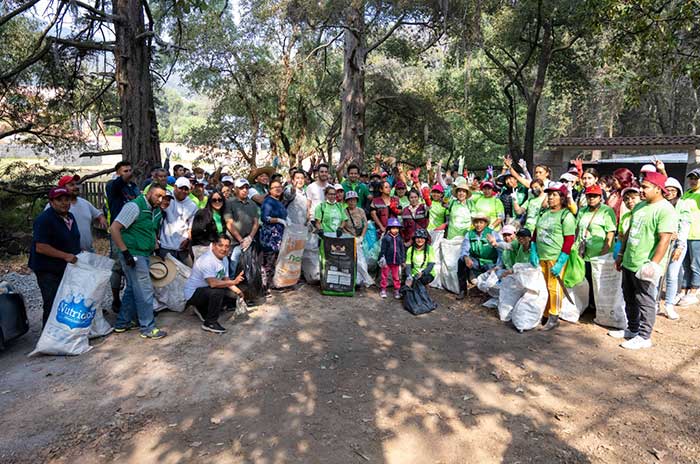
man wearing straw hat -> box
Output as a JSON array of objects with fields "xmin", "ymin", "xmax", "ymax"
[{"xmin": 247, "ymin": 166, "xmax": 275, "ymax": 205}]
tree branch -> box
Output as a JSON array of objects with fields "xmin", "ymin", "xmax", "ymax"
[
  {"xmin": 366, "ymin": 13, "xmax": 407, "ymax": 55},
  {"xmin": 0, "ymin": 0, "xmax": 41, "ymax": 28}
]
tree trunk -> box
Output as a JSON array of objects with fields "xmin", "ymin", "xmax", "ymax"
[
  {"xmin": 113, "ymin": 0, "xmax": 160, "ymax": 181},
  {"xmin": 522, "ymin": 21, "xmax": 553, "ymax": 168},
  {"xmin": 340, "ymin": 2, "xmax": 366, "ymax": 169}
]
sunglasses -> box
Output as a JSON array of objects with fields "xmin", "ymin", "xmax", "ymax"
[{"xmin": 211, "ymin": 198, "xmax": 223, "ymax": 203}]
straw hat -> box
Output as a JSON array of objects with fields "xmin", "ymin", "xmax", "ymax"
[
  {"xmin": 149, "ymin": 256, "xmax": 178, "ymax": 288},
  {"xmin": 247, "ymin": 166, "xmax": 275, "ymax": 184}
]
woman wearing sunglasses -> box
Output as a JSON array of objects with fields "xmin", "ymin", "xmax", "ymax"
[{"xmin": 191, "ymin": 189, "xmax": 227, "ymax": 261}]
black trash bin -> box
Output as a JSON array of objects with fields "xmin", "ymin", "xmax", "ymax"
[{"xmin": 0, "ymin": 283, "xmax": 29, "ymax": 349}]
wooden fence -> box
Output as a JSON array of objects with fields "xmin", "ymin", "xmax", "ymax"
[{"xmin": 82, "ymin": 181, "xmax": 108, "ymax": 211}]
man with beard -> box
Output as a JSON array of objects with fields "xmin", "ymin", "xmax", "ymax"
[
  {"xmin": 110, "ymin": 185, "xmax": 168, "ymax": 339},
  {"xmin": 306, "ymin": 163, "xmax": 331, "ymax": 213}
]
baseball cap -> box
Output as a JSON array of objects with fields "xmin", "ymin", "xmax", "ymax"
[
  {"xmin": 559, "ymin": 172, "xmax": 578, "ymax": 183},
  {"xmin": 345, "ymin": 190, "xmax": 359, "ymax": 200},
  {"xmin": 544, "ymin": 181, "xmax": 569, "ymax": 197},
  {"xmin": 686, "ymin": 168, "xmax": 700, "ymax": 178},
  {"xmin": 643, "ymin": 171, "xmax": 668, "ymax": 194},
  {"xmin": 431, "ymin": 184, "xmax": 444, "ymax": 193},
  {"xmin": 234, "ymin": 178, "xmax": 250, "ymax": 188},
  {"xmin": 175, "ymin": 177, "xmax": 191, "ymax": 188},
  {"xmin": 48, "ymin": 186, "xmax": 71, "ymax": 200},
  {"xmin": 640, "ymin": 164, "xmax": 657, "ymax": 173},
  {"xmin": 334, "ymin": 183, "xmax": 344, "ymax": 191},
  {"xmin": 480, "ymin": 180, "xmax": 495, "ymax": 189},
  {"xmin": 471, "ymin": 212, "xmax": 489, "ymax": 222},
  {"xmin": 516, "ymin": 228, "xmax": 532, "ymax": 238},
  {"xmin": 221, "ymin": 175, "xmax": 234, "ymax": 184},
  {"xmin": 395, "ymin": 181, "xmax": 406, "ymax": 189},
  {"xmin": 166, "ymin": 176, "xmax": 176, "ymax": 185},
  {"xmin": 665, "ymin": 177, "xmax": 683, "ymax": 195},
  {"xmin": 58, "ymin": 174, "xmax": 80, "ymax": 187},
  {"xmin": 621, "ymin": 187, "xmax": 640, "ymax": 197},
  {"xmin": 501, "ymin": 225, "xmax": 516, "ymax": 235},
  {"xmin": 584, "ymin": 184, "xmax": 603, "ymax": 196}
]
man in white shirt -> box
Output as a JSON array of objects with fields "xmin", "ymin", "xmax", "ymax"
[
  {"xmin": 285, "ymin": 169, "xmax": 311, "ymax": 226},
  {"xmin": 184, "ymin": 235, "xmax": 244, "ymax": 333},
  {"xmin": 159, "ymin": 177, "xmax": 198, "ymax": 265},
  {"xmin": 306, "ymin": 163, "xmax": 330, "ymax": 213},
  {"xmin": 48, "ymin": 174, "xmax": 107, "ymax": 252}
]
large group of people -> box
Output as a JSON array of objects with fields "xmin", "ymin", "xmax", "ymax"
[{"xmin": 29, "ymin": 153, "xmax": 697, "ymax": 349}]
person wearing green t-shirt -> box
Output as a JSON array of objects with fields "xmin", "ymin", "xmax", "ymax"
[
  {"xmin": 472, "ymin": 180, "xmax": 505, "ymax": 231},
  {"xmin": 614, "ymin": 187, "xmax": 642, "ymax": 259},
  {"xmin": 341, "ymin": 164, "xmax": 372, "ymax": 210},
  {"xmin": 314, "ymin": 185, "xmax": 349, "ymax": 235},
  {"xmin": 514, "ymin": 179, "xmax": 546, "ymax": 232},
  {"xmin": 405, "ymin": 228, "xmax": 436, "ymax": 286},
  {"xmin": 532, "ymin": 182, "xmax": 577, "ymax": 331},
  {"xmin": 678, "ymin": 169, "xmax": 700, "ymax": 306},
  {"xmin": 427, "ymin": 184, "xmax": 448, "ymax": 231},
  {"xmin": 612, "ymin": 172, "xmax": 677, "ymax": 350},
  {"xmin": 445, "ymin": 177, "xmax": 473, "ymax": 240},
  {"xmin": 576, "ymin": 184, "xmax": 617, "ymax": 314},
  {"xmin": 392, "ymin": 181, "xmax": 410, "ymax": 209}
]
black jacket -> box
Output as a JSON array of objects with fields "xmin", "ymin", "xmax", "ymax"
[{"xmin": 191, "ymin": 208, "xmax": 220, "ymax": 247}]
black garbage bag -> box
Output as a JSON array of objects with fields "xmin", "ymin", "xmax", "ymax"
[
  {"xmin": 0, "ymin": 282, "xmax": 29, "ymax": 349},
  {"xmin": 320, "ymin": 234, "xmax": 356, "ymax": 296},
  {"xmin": 401, "ymin": 280, "xmax": 437, "ymax": 316},
  {"xmin": 239, "ymin": 243, "xmax": 265, "ymax": 306}
]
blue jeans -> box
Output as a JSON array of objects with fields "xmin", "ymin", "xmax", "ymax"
[
  {"xmin": 667, "ymin": 246, "xmax": 687, "ymax": 304},
  {"xmin": 682, "ymin": 240, "xmax": 700, "ymax": 289},
  {"xmin": 115, "ymin": 253, "xmax": 156, "ymax": 333},
  {"xmin": 229, "ymin": 245, "xmax": 243, "ymax": 278}
]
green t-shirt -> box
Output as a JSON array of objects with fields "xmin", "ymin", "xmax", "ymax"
[
  {"xmin": 446, "ymin": 200, "xmax": 472, "ymax": 240},
  {"xmin": 622, "ymin": 200, "xmax": 678, "ymax": 272},
  {"xmin": 502, "ymin": 241, "xmax": 530, "ymax": 269},
  {"xmin": 618, "ymin": 211, "xmax": 632, "ymax": 236},
  {"xmin": 472, "ymin": 195, "xmax": 505, "ymax": 230},
  {"xmin": 189, "ymin": 193, "xmax": 208, "ymax": 209},
  {"xmin": 406, "ymin": 245, "xmax": 437, "ymax": 277},
  {"xmin": 397, "ymin": 195, "xmax": 410, "ymax": 209},
  {"xmin": 314, "ymin": 201, "xmax": 348, "ymax": 233},
  {"xmin": 576, "ymin": 205, "xmax": 617, "ymax": 261},
  {"xmin": 428, "ymin": 201, "xmax": 447, "ymax": 231},
  {"xmin": 680, "ymin": 188, "xmax": 700, "ymax": 239},
  {"xmin": 341, "ymin": 180, "xmax": 370, "ymax": 207},
  {"xmin": 535, "ymin": 208, "xmax": 576, "ymax": 261},
  {"xmin": 523, "ymin": 195, "xmax": 545, "ymax": 232},
  {"xmin": 213, "ymin": 210, "xmax": 224, "ymax": 234}
]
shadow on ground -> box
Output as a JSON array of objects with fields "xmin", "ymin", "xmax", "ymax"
[{"xmin": 1, "ymin": 280, "xmax": 699, "ymax": 463}]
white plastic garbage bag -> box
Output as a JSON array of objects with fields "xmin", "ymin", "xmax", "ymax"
[
  {"xmin": 511, "ymin": 266, "xmax": 548, "ymax": 331},
  {"xmin": 154, "ymin": 255, "xmax": 191, "ymax": 313},
  {"xmin": 559, "ymin": 279, "xmax": 590, "ymax": 323},
  {"xmin": 429, "ymin": 230, "xmax": 444, "ymax": 289},
  {"xmin": 273, "ymin": 224, "xmax": 308, "ymax": 288},
  {"xmin": 590, "ymin": 254, "xmax": 627, "ymax": 329},
  {"xmin": 356, "ymin": 239, "xmax": 374, "ymax": 287},
  {"xmin": 482, "ymin": 297, "xmax": 499, "ymax": 309},
  {"xmin": 438, "ymin": 237, "xmax": 463, "ymax": 294},
  {"xmin": 497, "ymin": 274, "xmax": 523, "ymax": 322},
  {"xmin": 30, "ymin": 252, "xmax": 113, "ymax": 356},
  {"xmin": 477, "ymin": 270, "xmax": 500, "ymax": 298},
  {"xmin": 302, "ymin": 233, "xmax": 320, "ymax": 284}
]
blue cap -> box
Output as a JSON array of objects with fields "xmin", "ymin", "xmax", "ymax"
[{"xmin": 166, "ymin": 176, "xmax": 176, "ymax": 185}]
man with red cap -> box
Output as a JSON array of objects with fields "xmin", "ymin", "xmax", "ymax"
[
  {"xmin": 612, "ymin": 171, "xmax": 678, "ymax": 349},
  {"xmin": 47, "ymin": 174, "xmax": 107, "ymax": 252},
  {"xmin": 30, "ymin": 187, "xmax": 81, "ymax": 326}
]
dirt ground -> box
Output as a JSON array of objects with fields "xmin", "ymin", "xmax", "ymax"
[{"xmin": 1, "ymin": 270, "xmax": 700, "ymax": 464}]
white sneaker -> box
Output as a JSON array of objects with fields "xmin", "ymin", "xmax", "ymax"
[
  {"xmin": 666, "ymin": 304, "xmax": 680, "ymax": 320},
  {"xmin": 608, "ymin": 329, "xmax": 638, "ymax": 339},
  {"xmin": 678, "ymin": 294, "xmax": 698, "ymax": 306},
  {"xmin": 620, "ymin": 335, "xmax": 652, "ymax": 350},
  {"xmin": 672, "ymin": 294, "xmax": 682, "ymax": 305}
]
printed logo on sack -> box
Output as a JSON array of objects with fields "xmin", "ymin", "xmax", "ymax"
[
  {"xmin": 330, "ymin": 244, "xmax": 346, "ymax": 255},
  {"xmin": 56, "ymin": 294, "xmax": 96, "ymax": 329}
]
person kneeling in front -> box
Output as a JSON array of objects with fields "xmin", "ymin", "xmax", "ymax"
[{"xmin": 184, "ymin": 234, "xmax": 245, "ymax": 334}]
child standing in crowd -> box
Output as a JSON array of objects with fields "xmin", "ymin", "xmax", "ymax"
[
  {"xmin": 379, "ymin": 218, "xmax": 405, "ymax": 299},
  {"xmin": 401, "ymin": 190, "xmax": 429, "ymax": 247}
]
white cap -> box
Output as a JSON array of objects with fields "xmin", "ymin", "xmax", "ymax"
[
  {"xmin": 334, "ymin": 183, "xmax": 344, "ymax": 190},
  {"xmin": 234, "ymin": 178, "xmax": 250, "ymax": 188},
  {"xmin": 175, "ymin": 177, "xmax": 190, "ymax": 188},
  {"xmin": 641, "ymin": 164, "xmax": 657, "ymax": 173},
  {"xmin": 221, "ymin": 175, "xmax": 234, "ymax": 184},
  {"xmin": 345, "ymin": 190, "xmax": 359, "ymax": 200},
  {"xmin": 559, "ymin": 172, "xmax": 577, "ymax": 183},
  {"xmin": 665, "ymin": 177, "xmax": 683, "ymax": 195}
]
